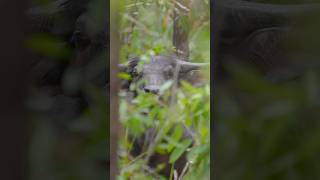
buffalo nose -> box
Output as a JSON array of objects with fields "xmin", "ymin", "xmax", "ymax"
[{"xmin": 144, "ymin": 86, "xmax": 159, "ymax": 94}]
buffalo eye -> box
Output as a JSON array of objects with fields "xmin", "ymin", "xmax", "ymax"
[
  {"xmin": 131, "ymin": 66, "xmax": 143, "ymax": 81},
  {"xmin": 132, "ymin": 67, "xmax": 139, "ymax": 75}
]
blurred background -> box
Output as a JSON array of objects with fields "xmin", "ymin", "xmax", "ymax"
[
  {"xmin": 214, "ymin": 0, "xmax": 320, "ymax": 179},
  {"xmin": 25, "ymin": 0, "xmax": 108, "ymax": 179},
  {"xmin": 2, "ymin": 0, "xmax": 320, "ymax": 179}
]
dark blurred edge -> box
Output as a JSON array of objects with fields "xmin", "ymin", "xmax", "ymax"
[
  {"xmin": 0, "ymin": 0, "xmax": 112, "ymax": 179},
  {"xmin": 0, "ymin": 0, "xmax": 29, "ymax": 179},
  {"xmin": 107, "ymin": 0, "xmax": 110, "ymax": 178},
  {"xmin": 211, "ymin": 0, "xmax": 320, "ymax": 179},
  {"xmin": 210, "ymin": 0, "xmax": 217, "ymax": 178},
  {"xmin": 110, "ymin": 1, "xmax": 121, "ymax": 180}
]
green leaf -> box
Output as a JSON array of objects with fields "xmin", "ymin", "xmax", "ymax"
[
  {"xmin": 169, "ymin": 139, "xmax": 192, "ymax": 164},
  {"xmin": 187, "ymin": 144, "xmax": 209, "ymax": 163},
  {"xmin": 118, "ymin": 72, "xmax": 132, "ymax": 80},
  {"xmin": 159, "ymin": 80, "xmax": 173, "ymax": 94},
  {"xmin": 125, "ymin": 117, "xmax": 144, "ymax": 135},
  {"xmin": 172, "ymin": 125, "xmax": 184, "ymax": 141}
]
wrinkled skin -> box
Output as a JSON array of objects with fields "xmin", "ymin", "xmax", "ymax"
[{"xmin": 141, "ymin": 57, "xmax": 174, "ymax": 94}]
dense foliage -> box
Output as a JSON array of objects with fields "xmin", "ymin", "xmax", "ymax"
[
  {"xmin": 119, "ymin": 82, "xmax": 210, "ymax": 179},
  {"xmin": 118, "ymin": 0, "xmax": 210, "ymax": 179}
]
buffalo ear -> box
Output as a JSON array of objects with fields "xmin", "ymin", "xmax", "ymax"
[
  {"xmin": 118, "ymin": 56, "xmax": 141, "ymax": 73},
  {"xmin": 175, "ymin": 59, "xmax": 209, "ymax": 73}
]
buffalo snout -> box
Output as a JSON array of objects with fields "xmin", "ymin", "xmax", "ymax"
[{"xmin": 143, "ymin": 85, "xmax": 159, "ymax": 94}]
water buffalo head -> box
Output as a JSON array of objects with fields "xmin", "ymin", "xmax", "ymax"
[{"xmin": 119, "ymin": 55, "xmax": 209, "ymax": 94}]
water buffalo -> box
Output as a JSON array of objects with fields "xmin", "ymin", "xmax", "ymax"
[
  {"xmin": 119, "ymin": 55, "xmax": 209, "ymax": 177},
  {"xmin": 119, "ymin": 55, "xmax": 209, "ymax": 95}
]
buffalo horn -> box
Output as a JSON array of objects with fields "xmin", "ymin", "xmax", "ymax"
[{"xmin": 175, "ymin": 59, "xmax": 209, "ymax": 72}]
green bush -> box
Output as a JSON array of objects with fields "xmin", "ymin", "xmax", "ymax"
[{"xmin": 118, "ymin": 81, "xmax": 210, "ymax": 179}]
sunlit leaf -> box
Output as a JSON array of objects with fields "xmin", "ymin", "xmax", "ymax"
[{"xmin": 118, "ymin": 72, "xmax": 132, "ymax": 80}]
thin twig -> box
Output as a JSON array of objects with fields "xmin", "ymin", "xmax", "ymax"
[
  {"xmin": 124, "ymin": 153, "xmax": 163, "ymax": 179},
  {"xmin": 123, "ymin": 15, "xmax": 159, "ymax": 37},
  {"xmin": 174, "ymin": 170, "xmax": 179, "ymax": 180},
  {"xmin": 142, "ymin": 164, "xmax": 163, "ymax": 179},
  {"xmin": 178, "ymin": 162, "xmax": 190, "ymax": 180},
  {"xmin": 125, "ymin": 153, "xmax": 147, "ymax": 168}
]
